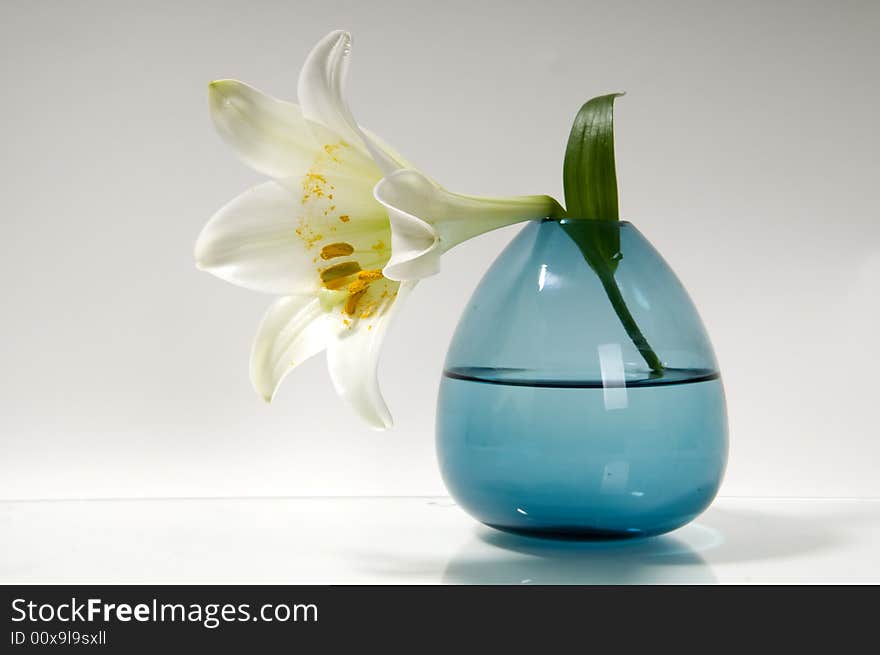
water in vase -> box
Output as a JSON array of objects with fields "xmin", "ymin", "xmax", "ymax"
[{"xmin": 438, "ymin": 366, "xmax": 727, "ymax": 537}]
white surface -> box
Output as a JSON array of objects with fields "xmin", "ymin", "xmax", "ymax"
[
  {"xmin": 2, "ymin": 497, "xmax": 877, "ymax": 584},
  {"xmin": 1, "ymin": 1, "xmax": 879, "ymax": 500}
]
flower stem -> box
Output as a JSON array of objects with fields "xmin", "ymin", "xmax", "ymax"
[
  {"xmin": 559, "ymin": 220, "xmax": 664, "ymax": 375},
  {"xmin": 594, "ymin": 267, "xmax": 665, "ymax": 375}
]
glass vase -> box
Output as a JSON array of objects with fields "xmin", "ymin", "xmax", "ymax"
[{"xmin": 437, "ymin": 219, "xmax": 728, "ymax": 538}]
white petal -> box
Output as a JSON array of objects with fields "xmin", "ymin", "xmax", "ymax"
[
  {"xmin": 195, "ymin": 181, "xmax": 319, "ymax": 295},
  {"xmin": 372, "ymin": 174, "xmax": 441, "ymax": 280},
  {"xmin": 374, "ymin": 169, "xmax": 561, "ymax": 281},
  {"xmin": 384, "ymin": 214, "xmax": 441, "ymax": 280},
  {"xmin": 326, "ymin": 280, "xmax": 416, "ymax": 430},
  {"xmin": 208, "ymin": 80, "xmax": 317, "ymax": 179},
  {"xmin": 297, "ymin": 30, "xmax": 400, "ymax": 174},
  {"xmin": 250, "ymin": 295, "xmax": 330, "ymax": 402},
  {"xmin": 196, "ymin": 164, "xmax": 390, "ymax": 295}
]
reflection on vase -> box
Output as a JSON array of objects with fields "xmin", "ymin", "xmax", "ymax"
[{"xmin": 437, "ymin": 220, "xmax": 728, "ymax": 538}]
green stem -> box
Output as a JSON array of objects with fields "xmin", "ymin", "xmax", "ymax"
[
  {"xmin": 560, "ymin": 220, "xmax": 665, "ymax": 375},
  {"xmin": 594, "ymin": 267, "xmax": 664, "ymax": 375}
]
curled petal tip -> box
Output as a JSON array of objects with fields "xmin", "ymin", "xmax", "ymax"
[
  {"xmin": 193, "ymin": 241, "xmax": 205, "ymax": 269},
  {"xmin": 321, "ymin": 29, "xmax": 352, "ymax": 55},
  {"xmin": 298, "ymin": 29, "xmax": 400, "ymax": 174},
  {"xmin": 326, "ymin": 281, "xmax": 415, "ymax": 432},
  {"xmin": 207, "ymin": 78, "xmax": 239, "ymax": 96},
  {"xmin": 249, "ymin": 296, "xmax": 330, "ymax": 407},
  {"xmin": 193, "ymin": 220, "xmax": 227, "ymax": 275},
  {"xmin": 369, "ymin": 407, "xmax": 394, "ymax": 431},
  {"xmin": 327, "ymin": 29, "xmax": 352, "ymax": 44},
  {"xmin": 374, "ymin": 171, "xmax": 443, "ymax": 281},
  {"xmin": 193, "ymin": 232, "xmax": 211, "ymax": 270}
]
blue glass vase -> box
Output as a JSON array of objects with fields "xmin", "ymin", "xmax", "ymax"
[{"xmin": 437, "ymin": 219, "xmax": 728, "ymax": 538}]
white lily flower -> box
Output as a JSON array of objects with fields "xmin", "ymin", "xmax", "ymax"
[{"xmin": 195, "ymin": 30, "xmax": 559, "ymax": 429}]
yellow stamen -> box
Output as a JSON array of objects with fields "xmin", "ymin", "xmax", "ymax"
[
  {"xmin": 320, "ymin": 242, "xmax": 355, "ymax": 260},
  {"xmin": 321, "ymin": 261, "xmax": 361, "ymax": 285},
  {"xmin": 344, "ymin": 290, "xmax": 367, "ymax": 316}
]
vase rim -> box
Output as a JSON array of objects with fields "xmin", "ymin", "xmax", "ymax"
[{"xmin": 552, "ymin": 218, "xmax": 635, "ymax": 227}]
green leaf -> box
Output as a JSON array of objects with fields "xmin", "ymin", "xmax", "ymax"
[
  {"xmin": 562, "ymin": 93, "xmax": 623, "ymax": 275},
  {"xmin": 562, "ymin": 93, "xmax": 623, "ymax": 221},
  {"xmin": 559, "ymin": 93, "xmax": 665, "ymax": 375}
]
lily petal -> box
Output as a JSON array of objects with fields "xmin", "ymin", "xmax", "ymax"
[
  {"xmin": 326, "ymin": 280, "xmax": 416, "ymax": 430},
  {"xmin": 375, "ymin": 169, "xmax": 562, "ymax": 281},
  {"xmin": 372, "ymin": 172, "xmax": 442, "ymax": 280},
  {"xmin": 297, "ymin": 30, "xmax": 401, "ymax": 175},
  {"xmin": 208, "ymin": 80, "xmax": 317, "ymax": 179},
  {"xmin": 195, "ymin": 181, "xmax": 319, "ymax": 295},
  {"xmin": 196, "ymin": 165, "xmax": 390, "ymax": 295},
  {"xmin": 250, "ymin": 295, "xmax": 331, "ymax": 402}
]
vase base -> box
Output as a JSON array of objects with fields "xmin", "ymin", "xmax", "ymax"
[{"xmin": 485, "ymin": 523, "xmax": 657, "ymax": 541}]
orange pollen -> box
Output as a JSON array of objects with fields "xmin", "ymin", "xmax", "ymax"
[
  {"xmin": 320, "ymin": 242, "xmax": 355, "ymax": 260},
  {"xmin": 339, "ymin": 215, "xmax": 350, "ymax": 223},
  {"xmin": 346, "ymin": 269, "xmax": 383, "ymax": 295},
  {"xmin": 301, "ymin": 172, "xmax": 330, "ymax": 203},
  {"xmin": 344, "ymin": 290, "xmax": 367, "ymax": 316}
]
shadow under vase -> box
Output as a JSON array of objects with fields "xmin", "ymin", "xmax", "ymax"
[{"xmin": 442, "ymin": 523, "xmax": 720, "ymax": 585}]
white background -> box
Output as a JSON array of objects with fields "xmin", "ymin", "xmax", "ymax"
[{"xmin": 1, "ymin": 0, "xmax": 878, "ymax": 500}]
